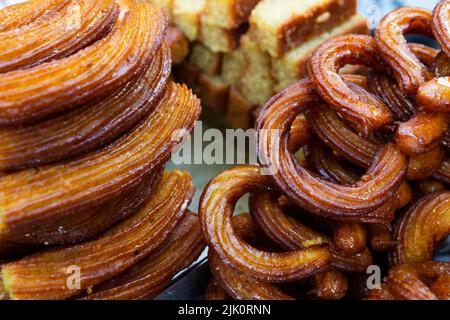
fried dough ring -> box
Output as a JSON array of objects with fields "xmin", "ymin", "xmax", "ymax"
[
  {"xmin": 249, "ymin": 192, "xmax": 373, "ymax": 273},
  {"xmin": 309, "ymin": 270, "xmax": 349, "ymax": 300},
  {"xmin": 307, "ymin": 34, "xmax": 393, "ymax": 134},
  {"xmin": 0, "ymin": 0, "xmax": 70, "ymax": 32},
  {"xmin": 305, "ymin": 141, "xmax": 413, "ymax": 252},
  {"xmin": 396, "ymin": 111, "xmax": 449, "ymax": 156},
  {"xmin": 443, "ymin": 130, "xmax": 450, "ymax": 152},
  {"xmin": 306, "ymin": 104, "xmax": 446, "ymax": 180},
  {"xmin": 0, "ymin": 43, "xmax": 171, "ymax": 171},
  {"xmin": 199, "ymin": 165, "xmax": 332, "ymax": 282},
  {"xmin": 0, "ymin": 170, "xmax": 194, "ymax": 300},
  {"xmin": 433, "ymin": 157, "xmax": 450, "ymax": 184},
  {"xmin": 409, "ymin": 43, "xmax": 440, "ymax": 68},
  {"xmin": 256, "ymin": 79, "xmax": 407, "ymax": 217},
  {"xmin": 432, "ymin": 0, "xmax": 450, "ymax": 57},
  {"xmin": 407, "ymin": 147, "xmax": 446, "ymax": 180},
  {"xmin": 368, "ymin": 71, "xmax": 415, "ymax": 122},
  {"xmin": 0, "ymin": 0, "xmax": 167, "ymax": 125},
  {"xmin": 303, "ymin": 140, "xmax": 408, "ymax": 225},
  {"xmin": 0, "ymin": 168, "xmax": 163, "ymax": 254},
  {"xmin": 81, "ymin": 212, "xmax": 205, "ymax": 300},
  {"xmin": 390, "ymin": 192, "xmax": 450, "ymax": 265},
  {"xmin": 368, "ymin": 262, "xmax": 450, "ymax": 300},
  {"xmin": 289, "ymin": 131, "xmax": 369, "ymax": 257},
  {"xmin": 418, "ymin": 178, "xmax": 447, "ymax": 195},
  {"xmin": 208, "ymin": 251, "xmax": 294, "ymax": 300},
  {"xmin": 417, "ymin": 77, "xmax": 450, "ymax": 112},
  {"xmin": 363, "ymin": 69, "xmax": 448, "ymax": 157},
  {"xmin": 0, "ymin": 82, "xmax": 200, "ymax": 242},
  {"xmin": 375, "ymin": 7, "xmax": 433, "ymax": 97},
  {"xmin": 391, "ymin": 47, "xmax": 450, "ymax": 155},
  {"xmin": 433, "ymin": 51, "xmax": 450, "ymax": 77},
  {"xmin": 367, "ymin": 224, "xmax": 395, "ymax": 252},
  {"xmin": 0, "ymin": 0, "xmax": 120, "ymax": 73},
  {"xmin": 412, "ymin": 2, "xmax": 450, "ymax": 122},
  {"xmin": 208, "ymin": 214, "xmax": 294, "ymax": 300}
]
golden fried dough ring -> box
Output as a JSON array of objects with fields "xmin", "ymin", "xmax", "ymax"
[
  {"xmin": 417, "ymin": 77, "xmax": 450, "ymax": 112},
  {"xmin": 309, "ymin": 270, "xmax": 349, "ymax": 300},
  {"xmin": 433, "ymin": 157, "xmax": 450, "ymax": 184},
  {"xmin": 256, "ymin": 79, "xmax": 407, "ymax": 217},
  {"xmin": 375, "ymin": 7, "xmax": 433, "ymax": 97},
  {"xmin": 362, "ymin": 70, "xmax": 448, "ymax": 157},
  {"xmin": 407, "ymin": 147, "xmax": 446, "ymax": 180},
  {"xmin": 433, "ymin": 51, "xmax": 450, "ymax": 77},
  {"xmin": 305, "ymin": 103, "xmax": 376, "ymax": 169},
  {"xmin": 288, "ymin": 115, "xmax": 312, "ymax": 152},
  {"xmin": 0, "ymin": 0, "xmax": 167, "ymax": 125},
  {"xmin": 414, "ymin": 1, "xmax": 450, "ymax": 112},
  {"xmin": 0, "ymin": 0, "xmax": 120, "ymax": 73},
  {"xmin": 443, "ymin": 131, "xmax": 450, "ymax": 152},
  {"xmin": 82, "ymin": 212, "xmax": 205, "ymax": 300},
  {"xmin": 307, "ymin": 34, "xmax": 393, "ymax": 134},
  {"xmin": 303, "ymin": 140, "xmax": 361, "ymax": 186},
  {"xmin": 0, "ymin": 43, "xmax": 171, "ymax": 171},
  {"xmin": 0, "ymin": 82, "xmax": 200, "ymax": 242},
  {"xmin": 199, "ymin": 165, "xmax": 332, "ymax": 282},
  {"xmin": 331, "ymin": 222, "xmax": 367, "ymax": 257},
  {"xmin": 306, "ymin": 104, "xmax": 445, "ymax": 180},
  {"xmin": 429, "ymin": 273, "xmax": 450, "ymax": 299},
  {"xmin": 418, "ymin": 178, "xmax": 447, "ymax": 195},
  {"xmin": 432, "ymin": 0, "xmax": 450, "ymax": 57},
  {"xmin": 409, "ymin": 43, "xmax": 440, "ymax": 68},
  {"xmin": 367, "ymin": 224, "xmax": 395, "ymax": 252},
  {"xmin": 249, "ymin": 192, "xmax": 373, "ymax": 273},
  {"xmin": 1, "ymin": 170, "xmax": 194, "ymax": 300},
  {"xmin": 396, "ymin": 111, "xmax": 449, "ymax": 156},
  {"xmin": 305, "ymin": 141, "xmax": 413, "ymax": 252},
  {"xmin": 0, "ymin": 0, "xmax": 70, "ymax": 32},
  {"xmin": 208, "ymin": 213, "xmax": 294, "ymax": 300},
  {"xmin": 290, "ymin": 141, "xmax": 368, "ymax": 257},
  {"xmin": 303, "ymin": 140, "xmax": 407, "ymax": 225},
  {"xmin": 390, "ymin": 192, "xmax": 450, "ymax": 265},
  {"xmin": 209, "ymin": 251, "xmax": 294, "ymax": 300},
  {"xmin": 380, "ymin": 262, "xmax": 449, "ymax": 300},
  {"xmin": 0, "ymin": 169, "xmax": 163, "ymax": 254},
  {"xmin": 368, "ymin": 71, "xmax": 414, "ymax": 122},
  {"xmin": 391, "ymin": 46, "xmax": 450, "ymax": 155}
]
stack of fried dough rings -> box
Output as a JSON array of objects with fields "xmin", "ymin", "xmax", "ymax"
[
  {"xmin": 200, "ymin": 0, "xmax": 450, "ymax": 300},
  {"xmin": 0, "ymin": 0, "xmax": 204, "ymax": 300}
]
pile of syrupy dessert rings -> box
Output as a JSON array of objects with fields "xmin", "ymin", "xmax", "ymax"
[{"xmin": 201, "ymin": 0, "xmax": 450, "ymax": 300}]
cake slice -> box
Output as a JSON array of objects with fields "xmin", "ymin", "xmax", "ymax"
[
  {"xmin": 239, "ymin": 33, "xmax": 274, "ymax": 105},
  {"xmin": 172, "ymin": 0, "xmax": 206, "ymax": 41},
  {"xmin": 195, "ymin": 73, "xmax": 230, "ymax": 113},
  {"xmin": 202, "ymin": 0, "xmax": 261, "ymax": 29},
  {"xmin": 199, "ymin": 21, "xmax": 247, "ymax": 53},
  {"xmin": 249, "ymin": 0, "xmax": 357, "ymax": 57},
  {"xmin": 272, "ymin": 15, "xmax": 368, "ymax": 91},
  {"xmin": 189, "ymin": 42, "xmax": 223, "ymax": 75},
  {"xmin": 226, "ymin": 87, "xmax": 256, "ymax": 129},
  {"xmin": 221, "ymin": 48, "xmax": 245, "ymax": 85}
]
